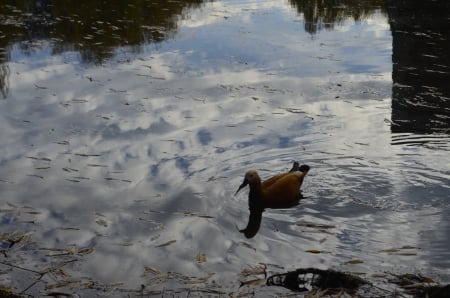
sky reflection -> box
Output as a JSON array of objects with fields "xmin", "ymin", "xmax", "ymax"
[{"xmin": 0, "ymin": 0, "xmax": 449, "ymax": 296}]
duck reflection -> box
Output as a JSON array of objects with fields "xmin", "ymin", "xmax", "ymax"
[{"xmin": 236, "ymin": 162, "xmax": 310, "ymax": 238}]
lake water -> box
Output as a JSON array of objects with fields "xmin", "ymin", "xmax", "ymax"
[{"xmin": 1, "ymin": 0, "xmax": 449, "ymax": 296}]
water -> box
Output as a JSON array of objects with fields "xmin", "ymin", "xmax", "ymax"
[{"xmin": 0, "ymin": 0, "xmax": 449, "ymax": 296}]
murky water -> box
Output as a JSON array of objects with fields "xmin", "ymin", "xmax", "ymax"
[{"xmin": 1, "ymin": 0, "xmax": 449, "ymax": 296}]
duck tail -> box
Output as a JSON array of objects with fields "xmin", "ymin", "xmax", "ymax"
[
  {"xmin": 289, "ymin": 161, "xmax": 300, "ymax": 172},
  {"xmin": 298, "ymin": 164, "xmax": 310, "ymax": 173},
  {"xmin": 293, "ymin": 164, "xmax": 310, "ymax": 180}
]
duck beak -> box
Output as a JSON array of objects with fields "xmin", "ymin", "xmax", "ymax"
[{"xmin": 234, "ymin": 178, "xmax": 249, "ymax": 196}]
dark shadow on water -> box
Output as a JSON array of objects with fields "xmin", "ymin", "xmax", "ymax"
[{"xmin": 239, "ymin": 196, "xmax": 303, "ymax": 238}]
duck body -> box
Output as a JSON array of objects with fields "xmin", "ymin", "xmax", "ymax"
[{"xmin": 236, "ymin": 163, "xmax": 310, "ymax": 210}]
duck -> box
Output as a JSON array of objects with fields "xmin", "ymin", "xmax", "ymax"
[
  {"xmin": 235, "ymin": 162, "xmax": 310, "ymax": 210},
  {"xmin": 236, "ymin": 162, "xmax": 310, "ymax": 238}
]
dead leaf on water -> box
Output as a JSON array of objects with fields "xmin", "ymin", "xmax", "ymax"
[
  {"xmin": 87, "ymin": 164, "xmax": 107, "ymax": 167},
  {"xmin": 239, "ymin": 278, "xmax": 265, "ymax": 288},
  {"xmin": 400, "ymin": 245, "xmax": 418, "ymax": 249},
  {"xmin": 155, "ymin": 240, "xmax": 176, "ymax": 248},
  {"xmin": 182, "ymin": 273, "xmax": 215, "ymax": 284},
  {"xmin": 345, "ymin": 259, "xmax": 364, "ymax": 265},
  {"xmin": 46, "ymin": 291, "xmax": 74, "ymax": 297},
  {"xmin": 306, "ymin": 249, "xmax": 322, "ymax": 254},
  {"xmin": 95, "ymin": 218, "xmax": 108, "ymax": 227},
  {"xmin": 144, "ymin": 266, "xmax": 161, "ymax": 275},
  {"xmin": 78, "ymin": 247, "xmax": 94, "ymax": 256},
  {"xmin": 296, "ymin": 221, "xmax": 335, "ymax": 229},
  {"xmin": 66, "ymin": 179, "xmax": 80, "ymax": 183},
  {"xmin": 379, "ymin": 245, "xmax": 419, "ymax": 255},
  {"xmin": 46, "ymin": 280, "xmax": 80, "ymax": 289},
  {"xmin": 379, "ymin": 248, "xmax": 400, "ymax": 253},
  {"xmin": 27, "ymin": 174, "xmax": 44, "ymax": 179},
  {"xmin": 196, "ymin": 253, "xmax": 206, "ymax": 263},
  {"xmin": 114, "ymin": 243, "xmax": 133, "ymax": 247},
  {"xmin": 183, "ymin": 211, "xmax": 214, "ymax": 219},
  {"xmin": 239, "ymin": 242, "xmax": 256, "ymax": 251},
  {"xmin": 240, "ymin": 264, "xmax": 266, "ymax": 278},
  {"xmin": 34, "ymin": 84, "xmax": 47, "ymax": 89}
]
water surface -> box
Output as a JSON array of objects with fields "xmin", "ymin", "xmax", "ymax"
[{"xmin": 1, "ymin": 0, "xmax": 449, "ymax": 296}]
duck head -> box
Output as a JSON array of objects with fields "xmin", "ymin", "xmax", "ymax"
[{"xmin": 234, "ymin": 170, "xmax": 260, "ymax": 195}]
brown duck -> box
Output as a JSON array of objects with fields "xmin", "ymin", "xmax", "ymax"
[
  {"xmin": 235, "ymin": 162, "xmax": 310, "ymax": 209},
  {"xmin": 235, "ymin": 162, "xmax": 310, "ymax": 238}
]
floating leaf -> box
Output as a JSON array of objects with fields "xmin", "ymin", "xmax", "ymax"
[
  {"xmin": 306, "ymin": 249, "xmax": 322, "ymax": 254},
  {"xmin": 183, "ymin": 212, "xmax": 214, "ymax": 219},
  {"xmin": 239, "ymin": 242, "xmax": 256, "ymax": 251},
  {"xmin": 114, "ymin": 243, "xmax": 133, "ymax": 247},
  {"xmin": 155, "ymin": 240, "xmax": 176, "ymax": 248},
  {"xmin": 296, "ymin": 221, "xmax": 335, "ymax": 229},
  {"xmin": 420, "ymin": 276, "xmax": 434, "ymax": 283},
  {"xmin": 196, "ymin": 253, "xmax": 206, "ymax": 263},
  {"xmin": 182, "ymin": 273, "xmax": 215, "ymax": 284},
  {"xmin": 95, "ymin": 218, "xmax": 108, "ymax": 227},
  {"xmin": 241, "ymin": 264, "xmax": 266, "ymax": 277},
  {"xmin": 399, "ymin": 245, "xmax": 418, "ymax": 249},
  {"xmin": 144, "ymin": 266, "xmax": 161, "ymax": 275},
  {"xmin": 66, "ymin": 179, "xmax": 80, "ymax": 183},
  {"xmin": 78, "ymin": 247, "xmax": 94, "ymax": 256},
  {"xmin": 27, "ymin": 174, "xmax": 44, "ymax": 179},
  {"xmin": 46, "ymin": 280, "xmax": 80, "ymax": 289},
  {"xmin": 379, "ymin": 248, "xmax": 400, "ymax": 253},
  {"xmin": 239, "ymin": 278, "xmax": 265, "ymax": 288},
  {"xmin": 346, "ymin": 259, "xmax": 364, "ymax": 265}
]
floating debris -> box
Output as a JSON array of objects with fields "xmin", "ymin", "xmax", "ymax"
[
  {"xmin": 155, "ymin": 240, "xmax": 176, "ymax": 248},
  {"xmin": 240, "ymin": 264, "xmax": 266, "ymax": 278},
  {"xmin": 345, "ymin": 259, "xmax": 364, "ymax": 265},
  {"xmin": 71, "ymin": 98, "xmax": 88, "ymax": 103},
  {"xmin": 267, "ymin": 268, "xmax": 368, "ymax": 293},
  {"xmin": 87, "ymin": 164, "xmax": 107, "ymax": 167},
  {"xmin": 182, "ymin": 273, "xmax": 214, "ymax": 284},
  {"xmin": 196, "ymin": 253, "xmax": 206, "ymax": 263},
  {"xmin": 305, "ymin": 249, "xmax": 322, "ymax": 254},
  {"xmin": 296, "ymin": 221, "xmax": 336, "ymax": 229},
  {"xmin": 379, "ymin": 245, "xmax": 420, "ymax": 256},
  {"xmin": 240, "ymin": 278, "xmax": 265, "ymax": 288},
  {"xmin": 183, "ymin": 211, "xmax": 214, "ymax": 219},
  {"xmin": 75, "ymin": 154, "xmax": 102, "ymax": 157},
  {"xmin": 143, "ymin": 266, "xmax": 161, "ymax": 275},
  {"xmin": 26, "ymin": 174, "xmax": 44, "ymax": 179}
]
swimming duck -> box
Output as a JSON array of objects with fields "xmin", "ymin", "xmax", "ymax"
[
  {"xmin": 235, "ymin": 162, "xmax": 310, "ymax": 210},
  {"xmin": 236, "ymin": 162, "xmax": 310, "ymax": 238}
]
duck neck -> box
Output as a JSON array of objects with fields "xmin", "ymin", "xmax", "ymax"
[{"xmin": 248, "ymin": 181, "xmax": 264, "ymax": 210}]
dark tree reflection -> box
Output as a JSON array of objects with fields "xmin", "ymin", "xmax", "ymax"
[
  {"xmin": 289, "ymin": 0, "xmax": 386, "ymax": 35},
  {"xmin": 387, "ymin": 0, "xmax": 450, "ymax": 134},
  {"xmin": 0, "ymin": 0, "xmax": 205, "ymax": 64}
]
